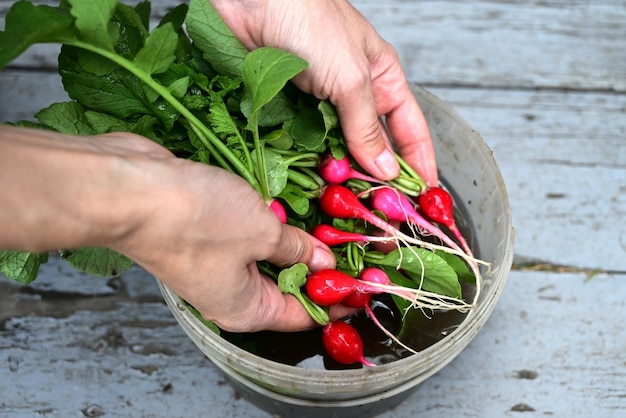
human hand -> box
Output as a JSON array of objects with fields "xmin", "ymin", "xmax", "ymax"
[
  {"xmin": 97, "ymin": 134, "xmax": 349, "ymax": 333},
  {"xmin": 211, "ymin": 0, "xmax": 438, "ymax": 187},
  {"xmin": 0, "ymin": 126, "xmax": 344, "ymax": 333}
]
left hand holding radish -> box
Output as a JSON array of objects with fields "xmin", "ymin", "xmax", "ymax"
[
  {"xmin": 107, "ymin": 147, "xmax": 351, "ymax": 333},
  {"xmin": 0, "ymin": 126, "xmax": 348, "ymax": 333}
]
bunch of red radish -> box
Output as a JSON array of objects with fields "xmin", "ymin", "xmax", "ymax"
[
  {"xmin": 309, "ymin": 267, "xmax": 412, "ymax": 366},
  {"xmin": 294, "ymin": 153, "xmax": 486, "ymax": 367}
]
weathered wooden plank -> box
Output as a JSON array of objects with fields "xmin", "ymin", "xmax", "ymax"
[
  {"xmin": 1, "ymin": 0, "xmax": 625, "ymax": 91},
  {"xmin": 358, "ymin": 0, "xmax": 626, "ymax": 91},
  {"xmin": 2, "ymin": 70, "xmax": 623, "ymax": 270},
  {"xmin": 1, "ymin": 2, "xmax": 624, "ymax": 418},
  {"xmin": 2, "ymin": 268, "xmax": 624, "ymax": 417},
  {"xmin": 394, "ymin": 269, "xmax": 626, "ymax": 417},
  {"xmin": 0, "ymin": 71, "xmax": 66, "ymax": 122},
  {"xmin": 427, "ymin": 86, "xmax": 626, "ymax": 272}
]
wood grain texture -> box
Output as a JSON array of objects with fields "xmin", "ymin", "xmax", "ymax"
[
  {"xmin": 2, "ymin": 0, "xmax": 625, "ymax": 91},
  {"xmin": 1, "ymin": 1, "xmax": 625, "ymax": 417},
  {"xmin": 427, "ymin": 86, "xmax": 626, "ymax": 271},
  {"xmin": 2, "ymin": 264, "xmax": 624, "ymax": 417},
  {"xmin": 358, "ymin": 0, "xmax": 626, "ymax": 91}
]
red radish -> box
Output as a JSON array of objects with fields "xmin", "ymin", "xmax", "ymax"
[
  {"xmin": 357, "ymin": 267, "xmax": 416, "ymax": 302},
  {"xmin": 338, "ymin": 269, "xmax": 474, "ymax": 357},
  {"xmin": 311, "ymin": 224, "xmax": 394, "ymax": 248},
  {"xmin": 417, "ymin": 187, "xmax": 471, "ymax": 255},
  {"xmin": 311, "ymin": 224, "xmax": 367, "ymax": 246},
  {"xmin": 305, "ymin": 268, "xmax": 399, "ymax": 308},
  {"xmin": 370, "ymin": 187, "xmax": 466, "ymax": 255},
  {"xmin": 316, "ymin": 186, "xmax": 484, "ymax": 313},
  {"xmin": 318, "ymin": 153, "xmax": 380, "ymax": 184},
  {"xmin": 356, "ymin": 267, "xmax": 419, "ymax": 355},
  {"xmin": 359, "ymin": 267, "xmax": 474, "ymax": 314},
  {"xmin": 318, "ymin": 184, "xmax": 392, "ymax": 229},
  {"xmin": 269, "ymin": 199, "xmax": 287, "ymax": 223},
  {"xmin": 318, "ymin": 185, "xmax": 447, "ymax": 249},
  {"xmin": 306, "ymin": 267, "xmax": 475, "ymax": 323},
  {"xmin": 322, "ymin": 320, "xmax": 375, "ymax": 367},
  {"xmin": 306, "ymin": 268, "xmax": 417, "ymax": 308},
  {"xmin": 305, "ymin": 269, "xmax": 359, "ymax": 306},
  {"xmin": 357, "ymin": 267, "xmax": 390, "ymax": 295},
  {"xmin": 344, "ymin": 267, "xmax": 468, "ymax": 356},
  {"xmin": 341, "ymin": 290, "xmax": 372, "ymax": 308},
  {"xmin": 417, "ymin": 187, "xmax": 454, "ymax": 225},
  {"xmin": 319, "ymin": 184, "xmax": 484, "ymax": 268},
  {"xmin": 359, "ymin": 267, "xmax": 392, "ymax": 288},
  {"xmin": 305, "ymin": 268, "xmax": 405, "ymax": 309},
  {"xmin": 318, "ymin": 185, "xmax": 471, "ymax": 259},
  {"xmin": 341, "ymin": 269, "xmax": 397, "ymax": 353}
]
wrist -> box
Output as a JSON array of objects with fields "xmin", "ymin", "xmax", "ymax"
[{"xmin": 0, "ymin": 126, "xmax": 153, "ymax": 253}]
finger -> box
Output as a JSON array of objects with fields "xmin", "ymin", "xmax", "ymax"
[
  {"xmin": 248, "ymin": 290, "xmax": 359, "ymax": 333},
  {"xmin": 244, "ymin": 275, "xmax": 320, "ymax": 332},
  {"xmin": 334, "ymin": 78, "xmax": 401, "ymax": 181},
  {"xmin": 265, "ymin": 223, "xmax": 336, "ymax": 272},
  {"xmin": 385, "ymin": 87, "xmax": 439, "ymax": 187},
  {"xmin": 248, "ymin": 274, "xmax": 360, "ymax": 333}
]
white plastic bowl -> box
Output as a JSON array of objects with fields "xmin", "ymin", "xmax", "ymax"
[{"xmin": 158, "ymin": 83, "xmax": 514, "ymax": 417}]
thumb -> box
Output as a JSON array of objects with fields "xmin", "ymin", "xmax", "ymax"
[{"xmin": 265, "ymin": 224, "xmax": 336, "ymax": 272}]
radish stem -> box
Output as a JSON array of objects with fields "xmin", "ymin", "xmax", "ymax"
[{"xmin": 364, "ymin": 304, "xmax": 418, "ymax": 355}]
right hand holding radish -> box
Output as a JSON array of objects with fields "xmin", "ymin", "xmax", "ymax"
[{"xmin": 210, "ymin": 0, "xmax": 438, "ymax": 187}]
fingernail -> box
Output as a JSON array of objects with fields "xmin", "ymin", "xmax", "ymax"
[
  {"xmin": 374, "ymin": 149, "xmax": 400, "ymax": 180},
  {"xmin": 310, "ymin": 245, "xmax": 335, "ymax": 271}
]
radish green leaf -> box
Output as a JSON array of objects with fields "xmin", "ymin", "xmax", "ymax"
[
  {"xmin": 242, "ymin": 47, "xmax": 308, "ymax": 115},
  {"xmin": 185, "ymin": 0, "xmax": 247, "ymax": 76},
  {"xmin": 60, "ymin": 248, "xmax": 132, "ymax": 277},
  {"xmin": 0, "ymin": 2, "xmax": 75, "ymax": 68},
  {"xmin": 133, "ymin": 23, "xmax": 178, "ymax": 75},
  {"xmin": 376, "ymin": 247, "xmax": 461, "ymax": 298},
  {"xmin": 278, "ymin": 263, "xmax": 329, "ymax": 326},
  {"xmin": 68, "ymin": 0, "xmax": 117, "ymax": 51},
  {"xmin": 0, "ymin": 251, "xmax": 48, "ymax": 285}
]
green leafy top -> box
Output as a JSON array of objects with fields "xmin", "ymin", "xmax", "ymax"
[
  {"xmin": 277, "ymin": 263, "xmax": 329, "ymax": 326},
  {"xmin": 0, "ymin": 0, "xmax": 317, "ymax": 281},
  {"xmin": 133, "ymin": 23, "xmax": 178, "ymax": 75},
  {"xmin": 243, "ymin": 48, "xmax": 308, "ymax": 115},
  {"xmin": 0, "ymin": 2, "xmax": 75, "ymax": 68},
  {"xmin": 184, "ymin": 0, "xmax": 248, "ymax": 76},
  {"xmin": 0, "ymin": 0, "xmax": 472, "ymax": 334},
  {"xmin": 68, "ymin": 0, "xmax": 118, "ymax": 50}
]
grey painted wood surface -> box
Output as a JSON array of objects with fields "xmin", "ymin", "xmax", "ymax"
[
  {"xmin": 3, "ymin": 0, "xmax": 625, "ymax": 91},
  {"xmin": 1, "ymin": 0, "xmax": 625, "ymax": 417},
  {"xmin": 1, "ymin": 262, "xmax": 623, "ymax": 417}
]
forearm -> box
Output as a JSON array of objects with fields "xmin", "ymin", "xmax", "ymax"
[{"xmin": 0, "ymin": 125, "xmax": 144, "ymax": 253}]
